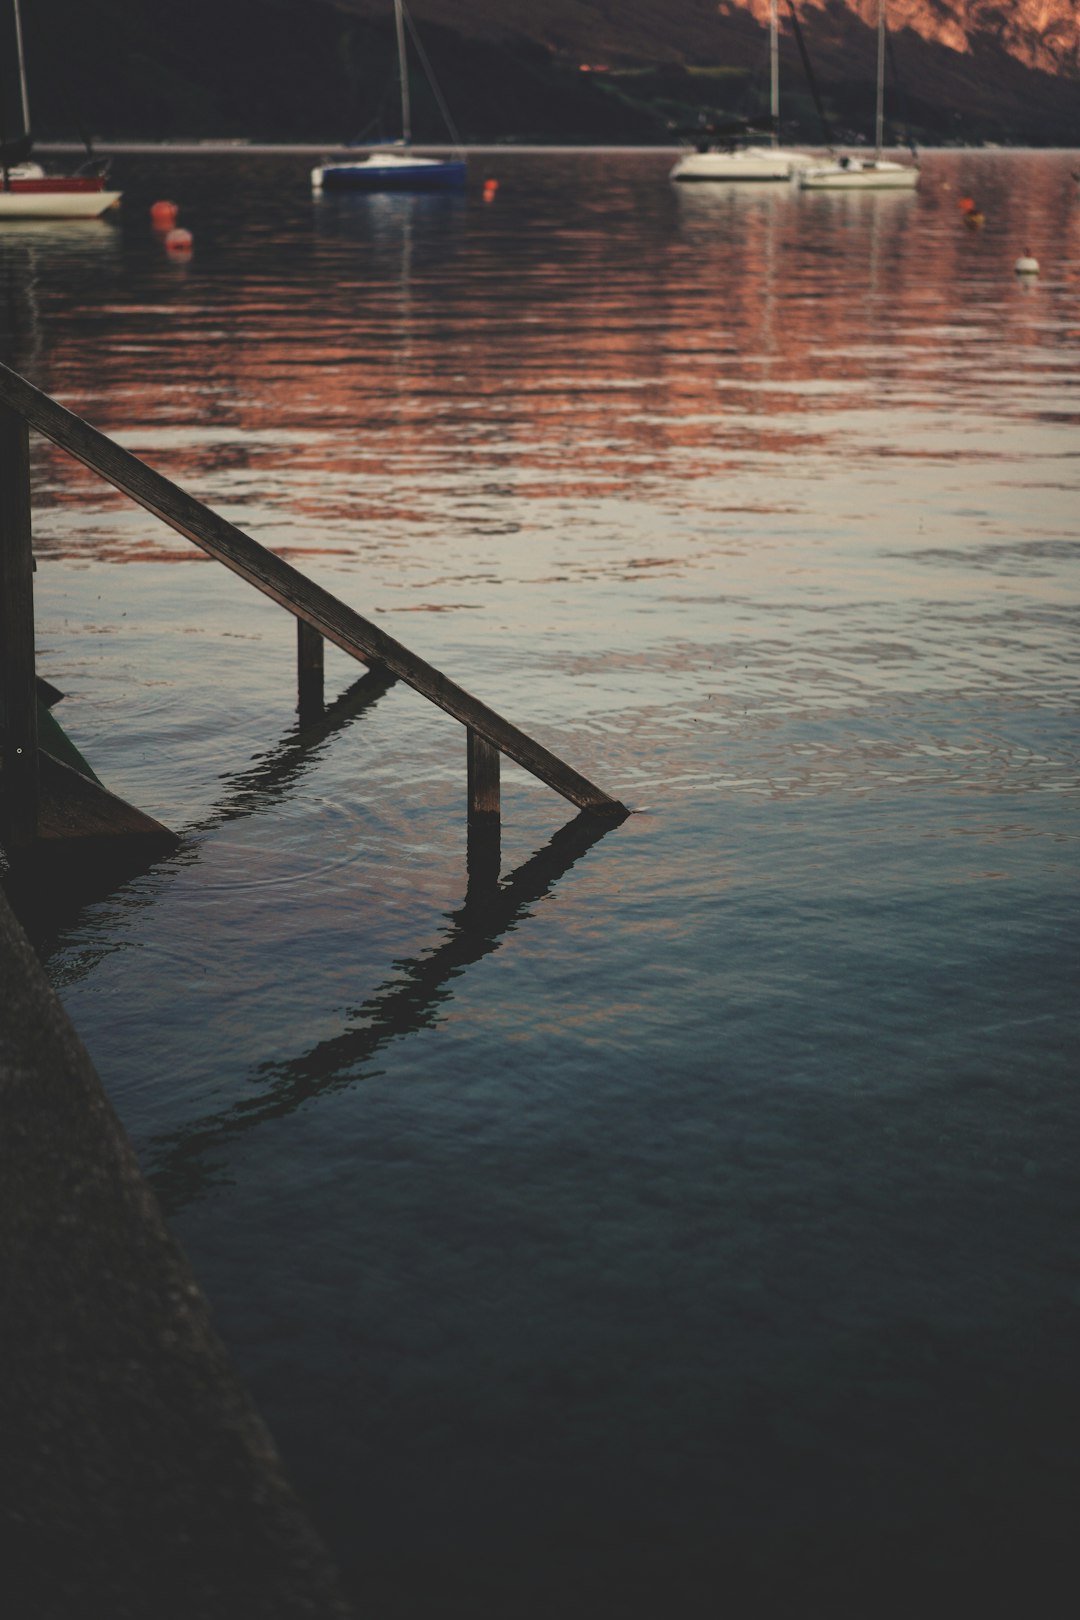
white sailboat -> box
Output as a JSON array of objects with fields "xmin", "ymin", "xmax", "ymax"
[
  {"xmin": 0, "ymin": 0, "xmax": 121, "ymax": 219},
  {"xmin": 311, "ymin": 0, "xmax": 466, "ymax": 194},
  {"xmin": 671, "ymin": 1, "xmax": 815, "ymax": 183},
  {"xmin": 798, "ymin": 1, "xmax": 918, "ymax": 191}
]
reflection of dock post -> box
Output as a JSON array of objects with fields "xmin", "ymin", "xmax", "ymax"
[
  {"xmin": 0, "ymin": 401, "xmax": 39, "ymax": 850},
  {"xmin": 466, "ymin": 727, "xmax": 500, "ymax": 890},
  {"xmin": 296, "ymin": 618, "xmax": 324, "ymax": 721}
]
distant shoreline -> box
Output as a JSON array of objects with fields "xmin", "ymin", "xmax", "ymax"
[
  {"xmin": 34, "ymin": 141, "xmax": 1080, "ymax": 158},
  {"xmin": 35, "ymin": 142, "xmax": 681, "ymax": 157}
]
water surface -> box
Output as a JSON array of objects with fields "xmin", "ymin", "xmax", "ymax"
[{"xmin": 4, "ymin": 149, "xmax": 1079, "ymax": 1616}]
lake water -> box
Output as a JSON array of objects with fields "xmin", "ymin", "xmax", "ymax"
[{"xmin": 4, "ymin": 148, "xmax": 1079, "ymax": 1616}]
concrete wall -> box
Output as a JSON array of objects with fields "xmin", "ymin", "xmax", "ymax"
[{"xmin": 0, "ymin": 885, "xmax": 354, "ymax": 1619}]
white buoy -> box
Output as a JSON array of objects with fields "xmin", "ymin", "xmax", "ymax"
[{"xmin": 1014, "ymin": 251, "xmax": 1039, "ymax": 276}]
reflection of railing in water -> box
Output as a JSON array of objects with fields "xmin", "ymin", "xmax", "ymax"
[
  {"xmin": 199, "ymin": 663, "xmax": 398, "ymax": 832},
  {"xmin": 0, "ymin": 361, "xmax": 627, "ymax": 854},
  {"xmin": 48, "ymin": 682, "xmax": 615, "ymax": 1196},
  {"xmin": 148, "ymin": 810, "xmax": 615, "ymax": 1212},
  {"xmin": 2, "ymin": 665, "xmax": 403, "ymax": 957}
]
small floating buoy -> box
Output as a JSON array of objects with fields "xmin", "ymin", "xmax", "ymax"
[
  {"xmin": 165, "ymin": 226, "xmax": 193, "ymax": 258},
  {"xmin": 482, "ymin": 177, "xmax": 498, "ymax": 202},
  {"xmin": 150, "ymin": 199, "xmax": 179, "ymax": 228},
  {"xmin": 1014, "ymin": 250, "xmax": 1039, "ymax": 276}
]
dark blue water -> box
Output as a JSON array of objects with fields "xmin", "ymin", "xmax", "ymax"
[{"xmin": 5, "ymin": 148, "xmax": 1079, "ymax": 1614}]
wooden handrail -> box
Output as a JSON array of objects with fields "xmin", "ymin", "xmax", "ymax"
[{"xmin": 0, "ymin": 363, "xmax": 626, "ymax": 820}]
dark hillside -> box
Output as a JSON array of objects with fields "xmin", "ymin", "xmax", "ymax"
[{"xmin": 21, "ymin": 0, "xmax": 1080, "ymax": 147}]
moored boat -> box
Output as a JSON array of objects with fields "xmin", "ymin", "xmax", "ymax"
[
  {"xmin": 312, "ymin": 1, "xmax": 465, "ymax": 196},
  {"xmin": 0, "ymin": 161, "xmax": 122, "ymax": 219},
  {"xmin": 0, "ymin": 1, "xmax": 121, "ymax": 219},
  {"xmin": 671, "ymin": 142, "xmax": 816, "ymax": 184},
  {"xmin": 312, "ymin": 148, "xmax": 466, "ymax": 195},
  {"xmin": 798, "ymin": 2, "xmax": 918, "ymax": 192},
  {"xmin": 671, "ymin": 1, "xmax": 815, "ymax": 184},
  {"xmin": 798, "ymin": 154, "xmax": 918, "ymax": 191}
]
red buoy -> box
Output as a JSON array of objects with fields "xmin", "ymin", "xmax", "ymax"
[
  {"xmin": 165, "ymin": 226, "xmax": 193, "ymax": 257},
  {"xmin": 483, "ymin": 178, "xmax": 498, "ymax": 202},
  {"xmin": 151, "ymin": 199, "xmax": 179, "ymax": 228}
]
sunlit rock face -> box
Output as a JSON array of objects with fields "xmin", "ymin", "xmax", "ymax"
[
  {"xmin": 347, "ymin": 0, "xmax": 1080, "ymax": 81},
  {"xmin": 728, "ymin": 0, "xmax": 1080, "ymax": 76}
]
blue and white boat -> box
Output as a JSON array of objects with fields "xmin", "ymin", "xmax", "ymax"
[
  {"xmin": 311, "ymin": 1, "xmax": 466, "ymax": 195},
  {"xmin": 312, "ymin": 146, "xmax": 466, "ymax": 194}
]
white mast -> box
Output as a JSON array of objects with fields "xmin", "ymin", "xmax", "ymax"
[
  {"xmin": 394, "ymin": 0, "xmax": 411, "ymax": 147},
  {"xmin": 12, "ymin": 0, "xmax": 30, "ymax": 138},
  {"xmin": 875, "ymin": 0, "xmax": 886, "ymax": 158},
  {"xmin": 770, "ymin": 0, "xmax": 779, "ymax": 149}
]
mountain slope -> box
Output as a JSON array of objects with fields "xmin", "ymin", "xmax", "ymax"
[
  {"xmin": 20, "ymin": 0, "xmax": 1080, "ymax": 147},
  {"xmin": 335, "ymin": 0, "xmax": 1080, "ymax": 79}
]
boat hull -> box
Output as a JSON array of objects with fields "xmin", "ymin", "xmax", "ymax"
[
  {"xmin": 799, "ymin": 160, "xmax": 919, "ymax": 191},
  {"xmin": 0, "ymin": 187, "xmax": 122, "ymax": 218},
  {"xmin": 313, "ymin": 158, "xmax": 466, "ymax": 194},
  {"xmin": 671, "ymin": 148, "xmax": 814, "ymax": 183}
]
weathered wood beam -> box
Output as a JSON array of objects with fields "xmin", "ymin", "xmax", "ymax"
[
  {"xmin": 467, "ymin": 727, "xmax": 500, "ymax": 824},
  {"xmin": 0, "ymin": 401, "xmax": 38, "ymax": 850},
  {"xmin": 0, "ymin": 364, "xmax": 626, "ymax": 818},
  {"xmin": 296, "ymin": 618, "xmax": 324, "ymax": 722},
  {"xmin": 36, "ymin": 750, "xmax": 179, "ymax": 851}
]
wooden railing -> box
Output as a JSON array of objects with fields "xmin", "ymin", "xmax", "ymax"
[{"xmin": 0, "ymin": 363, "xmax": 627, "ymax": 852}]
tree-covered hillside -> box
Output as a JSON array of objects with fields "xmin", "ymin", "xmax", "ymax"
[{"xmin": 20, "ymin": 0, "xmax": 1080, "ymax": 148}]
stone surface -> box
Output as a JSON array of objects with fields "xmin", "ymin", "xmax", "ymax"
[{"xmin": 0, "ymin": 886, "xmax": 354, "ymax": 1620}]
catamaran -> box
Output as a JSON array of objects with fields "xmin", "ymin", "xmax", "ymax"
[
  {"xmin": 311, "ymin": 0, "xmax": 466, "ymax": 195},
  {"xmin": 798, "ymin": 1, "xmax": 918, "ymax": 191},
  {"xmin": 0, "ymin": 0, "xmax": 121, "ymax": 219},
  {"xmin": 671, "ymin": 1, "xmax": 814, "ymax": 183}
]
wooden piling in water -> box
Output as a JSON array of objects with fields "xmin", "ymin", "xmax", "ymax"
[
  {"xmin": 467, "ymin": 727, "xmax": 500, "ymax": 824},
  {"xmin": 296, "ymin": 618, "xmax": 325, "ymax": 721}
]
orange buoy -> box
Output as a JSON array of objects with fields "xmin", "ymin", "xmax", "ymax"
[
  {"xmin": 482, "ymin": 178, "xmax": 498, "ymax": 202},
  {"xmin": 164, "ymin": 226, "xmax": 193, "ymax": 257},
  {"xmin": 151, "ymin": 199, "xmax": 179, "ymax": 228}
]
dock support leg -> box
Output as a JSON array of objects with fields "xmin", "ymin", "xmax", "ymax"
[
  {"xmin": 466, "ymin": 728, "xmax": 500, "ymax": 891},
  {"xmin": 467, "ymin": 728, "xmax": 500, "ymax": 825},
  {"xmin": 297, "ymin": 618, "xmax": 324, "ymax": 722},
  {"xmin": 0, "ymin": 402, "xmax": 38, "ymax": 851}
]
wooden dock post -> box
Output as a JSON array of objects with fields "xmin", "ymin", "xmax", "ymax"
[
  {"xmin": 467, "ymin": 727, "xmax": 501, "ymax": 889},
  {"xmin": 467, "ymin": 727, "xmax": 500, "ymax": 825},
  {"xmin": 0, "ymin": 401, "xmax": 39, "ymax": 850},
  {"xmin": 296, "ymin": 618, "xmax": 324, "ymax": 721}
]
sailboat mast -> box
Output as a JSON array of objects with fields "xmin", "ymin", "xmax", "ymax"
[
  {"xmin": 2, "ymin": 0, "xmax": 33, "ymax": 188},
  {"xmin": 770, "ymin": 0, "xmax": 779, "ymax": 148},
  {"xmin": 12, "ymin": 0, "xmax": 30, "ymax": 139},
  {"xmin": 394, "ymin": 0, "xmax": 411, "ymax": 147},
  {"xmin": 875, "ymin": 0, "xmax": 885, "ymax": 157}
]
